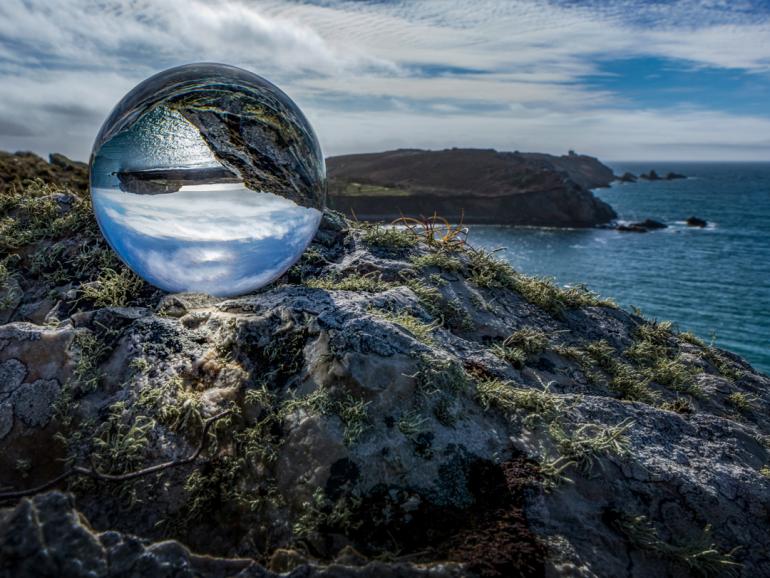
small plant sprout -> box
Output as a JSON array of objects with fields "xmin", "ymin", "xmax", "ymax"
[
  {"xmin": 549, "ymin": 418, "xmax": 634, "ymax": 474},
  {"xmin": 393, "ymin": 212, "xmax": 468, "ymax": 250},
  {"xmin": 726, "ymin": 391, "xmax": 755, "ymax": 412},
  {"xmin": 372, "ymin": 308, "xmax": 438, "ymax": 344},
  {"xmin": 397, "ymin": 409, "xmax": 429, "ymax": 441}
]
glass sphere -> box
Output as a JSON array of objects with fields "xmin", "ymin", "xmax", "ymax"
[{"xmin": 90, "ymin": 63, "xmax": 325, "ymax": 297}]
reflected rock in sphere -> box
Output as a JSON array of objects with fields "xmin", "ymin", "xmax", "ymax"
[{"xmin": 90, "ymin": 63, "xmax": 325, "ymax": 296}]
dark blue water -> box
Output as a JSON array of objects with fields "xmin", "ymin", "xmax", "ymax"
[{"xmin": 468, "ymin": 162, "xmax": 770, "ymax": 374}]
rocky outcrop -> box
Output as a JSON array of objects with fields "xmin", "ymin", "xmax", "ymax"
[
  {"xmin": 638, "ymin": 170, "xmax": 687, "ymax": 181},
  {"xmin": 1, "ymin": 168, "xmax": 769, "ymax": 577},
  {"xmin": 616, "ymin": 219, "xmax": 667, "ymax": 233},
  {"xmin": 0, "ymin": 152, "xmax": 87, "ymax": 194},
  {"xmin": 617, "ymin": 172, "xmax": 637, "ymax": 183},
  {"xmin": 639, "ymin": 170, "xmax": 661, "ymax": 181},
  {"xmin": 327, "ymin": 149, "xmax": 617, "ymax": 227},
  {"xmin": 330, "ymin": 182, "xmax": 616, "ymax": 227},
  {"xmin": 0, "ymin": 491, "xmax": 464, "ymax": 578},
  {"xmin": 518, "ymin": 149, "xmax": 616, "ymax": 189}
]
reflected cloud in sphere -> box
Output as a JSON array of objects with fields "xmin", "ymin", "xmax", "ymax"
[{"xmin": 89, "ymin": 63, "xmax": 326, "ymax": 297}]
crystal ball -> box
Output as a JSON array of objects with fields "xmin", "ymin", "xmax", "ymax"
[{"xmin": 89, "ymin": 63, "xmax": 325, "ymax": 297}]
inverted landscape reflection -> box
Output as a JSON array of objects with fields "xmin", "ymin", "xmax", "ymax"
[
  {"xmin": 92, "ymin": 184, "xmax": 321, "ymax": 295},
  {"xmin": 89, "ymin": 64, "xmax": 326, "ymax": 297}
]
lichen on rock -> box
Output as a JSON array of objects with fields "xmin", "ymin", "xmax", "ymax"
[
  {"xmin": 1, "ymin": 164, "xmax": 769, "ymax": 577},
  {"xmin": 10, "ymin": 379, "xmax": 60, "ymax": 428}
]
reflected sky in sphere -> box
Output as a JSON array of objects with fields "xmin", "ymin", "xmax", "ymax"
[{"xmin": 90, "ymin": 63, "xmax": 325, "ymax": 297}]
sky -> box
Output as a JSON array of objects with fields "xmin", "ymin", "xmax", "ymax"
[
  {"xmin": 2, "ymin": 0, "xmax": 770, "ymax": 161},
  {"xmin": 92, "ymin": 185, "xmax": 322, "ymax": 295}
]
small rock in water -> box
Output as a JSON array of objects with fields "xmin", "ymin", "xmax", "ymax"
[
  {"xmin": 686, "ymin": 216, "xmax": 708, "ymax": 227},
  {"xmin": 616, "ymin": 219, "xmax": 667, "ymax": 232}
]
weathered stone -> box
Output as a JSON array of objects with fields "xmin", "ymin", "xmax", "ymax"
[
  {"xmin": 11, "ymin": 379, "xmax": 60, "ymax": 428},
  {"xmin": 1, "ymin": 172, "xmax": 769, "ymax": 576},
  {"xmin": 0, "ymin": 402, "xmax": 13, "ymax": 440},
  {"xmin": 0, "ymin": 492, "xmax": 465, "ymax": 578}
]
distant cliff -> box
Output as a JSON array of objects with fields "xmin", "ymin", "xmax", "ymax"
[
  {"xmin": 0, "ymin": 151, "xmax": 87, "ymax": 193},
  {"xmin": 327, "ymin": 148, "xmax": 617, "ymax": 227}
]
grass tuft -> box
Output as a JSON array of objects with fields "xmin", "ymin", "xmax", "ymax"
[
  {"xmin": 82, "ymin": 267, "xmax": 145, "ymax": 308},
  {"xmin": 468, "ymin": 250, "xmax": 613, "ymax": 315},
  {"xmin": 412, "ymin": 356, "xmax": 471, "ymax": 427},
  {"xmin": 612, "ymin": 513, "xmax": 741, "ymax": 577},
  {"xmin": 726, "ymin": 391, "xmax": 754, "ymax": 412},
  {"xmin": 476, "ymin": 378, "xmax": 563, "ymax": 424},
  {"xmin": 306, "ymin": 272, "xmax": 394, "ymax": 293},
  {"xmin": 372, "ymin": 309, "xmax": 438, "ymax": 344},
  {"xmin": 402, "ymin": 276, "xmax": 473, "ymax": 330},
  {"xmin": 336, "ymin": 394, "xmax": 371, "ymax": 445},
  {"xmin": 548, "ymin": 418, "xmax": 634, "ymax": 473},
  {"xmin": 492, "ymin": 327, "xmax": 550, "ymax": 368},
  {"xmin": 361, "ymin": 223, "xmax": 417, "ymax": 250},
  {"xmin": 91, "ymin": 405, "xmax": 155, "ymax": 475},
  {"xmin": 410, "ymin": 252, "xmax": 463, "ymax": 272},
  {"xmin": 397, "ymin": 409, "xmax": 429, "ymax": 440}
]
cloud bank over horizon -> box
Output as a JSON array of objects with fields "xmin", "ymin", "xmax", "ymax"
[{"xmin": 2, "ymin": 0, "xmax": 770, "ymax": 161}]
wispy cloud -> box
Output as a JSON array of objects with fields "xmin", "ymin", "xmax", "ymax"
[
  {"xmin": 1, "ymin": 0, "xmax": 770, "ymax": 160},
  {"xmin": 93, "ymin": 185, "xmax": 321, "ymax": 294}
]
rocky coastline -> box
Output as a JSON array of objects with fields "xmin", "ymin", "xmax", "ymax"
[
  {"xmin": 1, "ymin": 155, "xmax": 769, "ymax": 577},
  {"xmin": 327, "ymin": 148, "xmax": 617, "ymax": 227}
]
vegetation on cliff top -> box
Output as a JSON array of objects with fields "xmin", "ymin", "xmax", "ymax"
[{"xmin": 0, "ymin": 152, "xmax": 768, "ymax": 578}]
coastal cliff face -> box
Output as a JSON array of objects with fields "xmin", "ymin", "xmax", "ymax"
[
  {"xmin": 327, "ymin": 149, "xmax": 617, "ymax": 226},
  {"xmin": 518, "ymin": 150, "xmax": 616, "ymax": 190},
  {"xmin": 0, "ymin": 151, "xmax": 88, "ymax": 194},
  {"xmin": 2, "ymin": 154, "xmax": 770, "ymax": 578}
]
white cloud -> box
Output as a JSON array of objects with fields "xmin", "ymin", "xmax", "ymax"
[
  {"xmin": 93, "ymin": 185, "xmax": 322, "ymax": 295},
  {"xmin": 95, "ymin": 186, "xmax": 320, "ymax": 242},
  {"xmin": 1, "ymin": 0, "xmax": 769, "ymax": 160},
  {"xmin": 312, "ymin": 104, "xmax": 770, "ymax": 161}
]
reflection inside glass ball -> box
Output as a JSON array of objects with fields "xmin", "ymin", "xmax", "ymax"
[{"xmin": 90, "ymin": 63, "xmax": 325, "ymax": 297}]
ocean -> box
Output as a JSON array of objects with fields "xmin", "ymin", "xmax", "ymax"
[{"xmin": 467, "ymin": 162, "xmax": 770, "ymax": 374}]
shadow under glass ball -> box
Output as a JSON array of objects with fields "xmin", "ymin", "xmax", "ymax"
[{"xmin": 89, "ymin": 63, "xmax": 326, "ymax": 297}]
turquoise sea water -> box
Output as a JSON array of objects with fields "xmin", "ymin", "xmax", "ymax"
[{"xmin": 467, "ymin": 162, "xmax": 770, "ymax": 374}]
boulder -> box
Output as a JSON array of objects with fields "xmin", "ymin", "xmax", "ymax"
[
  {"xmin": 616, "ymin": 219, "xmax": 667, "ymax": 233},
  {"xmin": 636, "ymin": 219, "xmax": 667, "ymax": 229},
  {"xmin": 686, "ymin": 216, "xmax": 708, "ymax": 228},
  {"xmin": 616, "ymin": 224, "xmax": 649, "ymax": 233}
]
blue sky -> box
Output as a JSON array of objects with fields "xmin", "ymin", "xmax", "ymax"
[
  {"xmin": 1, "ymin": 0, "xmax": 770, "ymax": 160},
  {"xmin": 584, "ymin": 57, "xmax": 770, "ymax": 116}
]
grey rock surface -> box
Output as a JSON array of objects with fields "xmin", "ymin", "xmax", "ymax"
[
  {"xmin": 0, "ymin": 491, "xmax": 464, "ymax": 578},
  {"xmin": 1, "ymin": 184, "xmax": 769, "ymax": 577}
]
